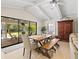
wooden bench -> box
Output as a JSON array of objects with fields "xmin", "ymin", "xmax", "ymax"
[{"xmin": 40, "ymin": 38, "xmax": 60, "ymax": 58}]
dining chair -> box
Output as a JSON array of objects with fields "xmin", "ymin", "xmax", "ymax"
[{"xmin": 21, "ymin": 32, "xmax": 31, "ymax": 59}]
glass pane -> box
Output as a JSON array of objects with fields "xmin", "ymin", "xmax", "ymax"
[
  {"xmin": 30, "ymin": 21, "xmax": 37, "ymax": 35},
  {"xmin": 1, "ymin": 17, "xmax": 20, "ymax": 48},
  {"xmin": 19, "ymin": 20, "xmax": 29, "ymax": 35},
  {"xmin": 1, "ymin": 17, "xmax": 7, "ymax": 39}
]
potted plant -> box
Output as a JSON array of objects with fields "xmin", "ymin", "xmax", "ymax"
[
  {"xmin": 41, "ymin": 26, "xmax": 46, "ymax": 34},
  {"xmin": 28, "ymin": 26, "xmax": 33, "ymax": 36}
]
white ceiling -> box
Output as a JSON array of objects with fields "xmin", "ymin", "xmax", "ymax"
[
  {"xmin": 1, "ymin": 0, "xmax": 77, "ymax": 20},
  {"xmin": 1, "ymin": 0, "xmax": 47, "ymax": 9}
]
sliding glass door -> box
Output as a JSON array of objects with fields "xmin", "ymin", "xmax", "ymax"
[
  {"xmin": 1, "ymin": 16, "xmax": 37, "ymax": 48},
  {"xmin": 1, "ymin": 17, "xmax": 20, "ymax": 48}
]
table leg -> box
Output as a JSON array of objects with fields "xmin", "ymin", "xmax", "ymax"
[
  {"xmin": 41, "ymin": 48, "xmax": 51, "ymax": 58},
  {"xmin": 51, "ymin": 46, "xmax": 56, "ymax": 52},
  {"xmin": 39, "ymin": 41, "xmax": 43, "ymax": 46},
  {"xmin": 45, "ymin": 50, "xmax": 51, "ymax": 58},
  {"xmin": 54, "ymin": 43, "xmax": 60, "ymax": 48},
  {"xmin": 23, "ymin": 48, "xmax": 25, "ymax": 56}
]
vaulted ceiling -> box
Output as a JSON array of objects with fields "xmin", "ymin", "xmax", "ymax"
[{"xmin": 1, "ymin": 0, "xmax": 78, "ymax": 20}]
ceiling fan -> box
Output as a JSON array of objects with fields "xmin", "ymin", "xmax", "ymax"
[{"xmin": 50, "ymin": 0, "xmax": 63, "ymax": 6}]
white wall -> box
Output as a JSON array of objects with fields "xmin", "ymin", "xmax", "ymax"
[
  {"xmin": 1, "ymin": 7, "xmax": 43, "ymax": 34},
  {"xmin": 43, "ymin": 19, "xmax": 61, "ymax": 35},
  {"xmin": 1, "ymin": 7, "xmax": 36, "ymax": 21},
  {"xmin": 73, "ymin": 18, "xmax": 78, "ymax": 33}
]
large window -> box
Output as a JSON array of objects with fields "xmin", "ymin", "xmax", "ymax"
[{"xmin": 1, "ymin": 16, "xmax": 37, "ymax": 48}]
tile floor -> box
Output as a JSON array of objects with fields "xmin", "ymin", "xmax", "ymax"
[{"xmin": 1, "ymin": 41, "xmax": 70, "ymax": 59}]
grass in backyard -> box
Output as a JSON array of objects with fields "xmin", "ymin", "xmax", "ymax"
[
  {"xmin": 7, "ymin": 32, "xmax": 21, "ymax": 38},
  {"xmin": 7, "ymin": 32, "xmax": 28, "ymax": 38}
]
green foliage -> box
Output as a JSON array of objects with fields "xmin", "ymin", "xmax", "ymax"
[
  {"xmin": 6, "ymin": 23, "xmax": 36, "ymax": 35},
  {"xmin": 27, "ymin": 24, "xmax": 36, "ymax": 35},
  {"xmin": 30, "ymin": 25, "xmax": 36, "ymax": 32},
  {"xmin": 7, "ymin": 24, "xmax": 18, "ymax": 32},
  {"xmin": 19, "ymin": 24, "xmax": 24, "ymax": 32},
  {"xmin": 28, "ymin": 26, "xmax": 32, "ymax": 31},
  {"xmin": 41, "ymin": 26, "xmax": 46, "ymax": 34},
  {"xmin": 27, "ymin": 23, "xmax": 36, "ymax": 32}
]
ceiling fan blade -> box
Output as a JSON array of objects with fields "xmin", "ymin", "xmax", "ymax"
[
  {"xmin": 57, "ymin": 2, "xmax": 64, "ymax": 6},
  {"xmin": 50, "ymin": 0, "xmax": 60, "ymax": 4}
]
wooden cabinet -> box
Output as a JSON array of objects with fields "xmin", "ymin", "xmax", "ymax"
[{"xmin": 58, "ymin": 20, "xmax": 73, "ymax": 42}]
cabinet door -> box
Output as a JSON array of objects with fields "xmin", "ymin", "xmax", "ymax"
[
  {"xmin": 58, "ymin": 22, "xmax": 64, "ymax": 41},
  {"xmin": 64, "ymin": 22, "xmax": 73, "ymax": 41}
]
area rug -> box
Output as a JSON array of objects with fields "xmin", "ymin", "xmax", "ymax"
[{"xmin": 1, "ymin": 43, "xmax": 23, "ymax": 54}]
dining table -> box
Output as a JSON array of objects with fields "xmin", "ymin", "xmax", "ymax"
[
  {"xmin": 29, "ymin": 34, "xmax": 60, "ymax": 58},
  {"xmin": 29, "ymin": 34, "xmax": 52, "ymax": 46}
]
